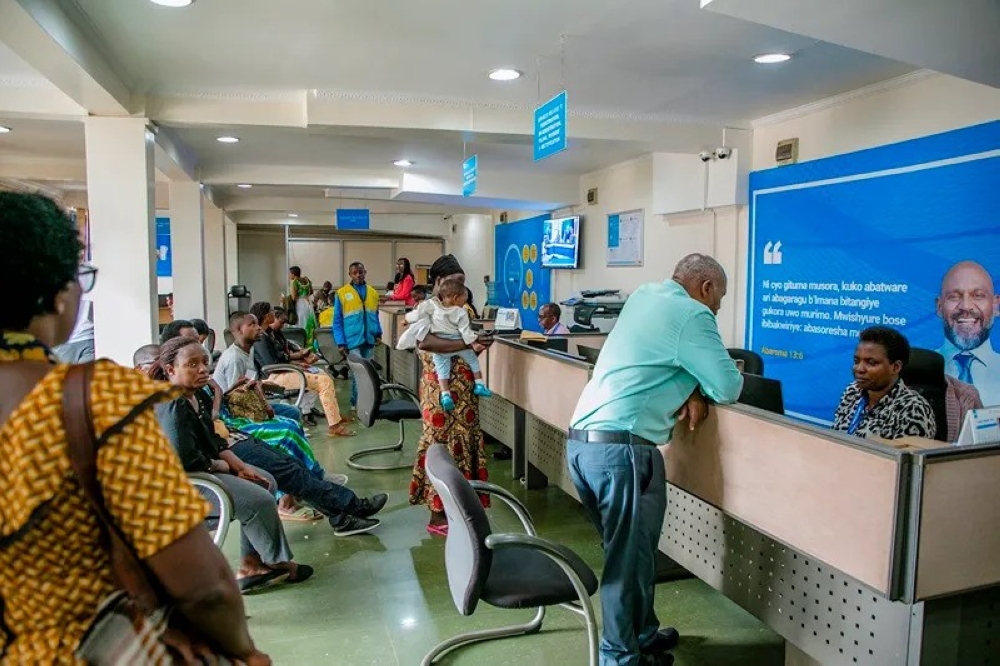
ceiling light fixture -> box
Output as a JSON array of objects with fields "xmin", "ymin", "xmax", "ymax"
[
  {"xmin": 393, "ymin": 159, "xmax": 414, "ymax": 167},
  {"xmin": 216, "ymin": 136, "xmax": 240, "ymax": 144},
  {"xmin": 288, "ymin": 213, "xmax": 299, "ymax": 218},
  {"xmin": 488, "ymin": 68, "xmax": 522, "ymax": 81},
  {"xmin": 236, "ymin": 183, "xmax": 252, "ymax": 189},
  {"xmin": 0, "ymin": 126, "xmax": 10, "ymax": 134},
  {"xmin": 753, "ymin": 53, "xmax": 791, "ymax": 64},
  {"xmin": 149, "ymin": 0, "xmax": 195, "ymax": 7}
]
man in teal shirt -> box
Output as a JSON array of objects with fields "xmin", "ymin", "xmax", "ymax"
[{"xmin": 568, "ymin": 254, "xmax": 744, "ymax": 666}]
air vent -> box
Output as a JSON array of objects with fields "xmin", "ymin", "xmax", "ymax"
[
  {"xmin": 587, "ymin": 188, "xmax": 598, "ymax": 205},
  {"xmin": 775, "ymin": 138, "xmax": 799, "ymax": 166}
]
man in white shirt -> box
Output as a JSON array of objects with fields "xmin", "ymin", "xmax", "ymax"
[
  {"xmin": 538, "ymin": 302, "xmax": 571, "ymax": 336},
  {"xmin": 936, "ymin": 261, "xmax": 1000, "ymax": 406}
]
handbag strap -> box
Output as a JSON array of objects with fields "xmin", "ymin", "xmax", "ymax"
[{"xmin": 62, "ymin": 363, "xmax": 161, "ymax": 612}]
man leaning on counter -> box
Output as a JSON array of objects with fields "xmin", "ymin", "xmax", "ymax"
[{"xmin": 567, "ymin": 254, "xmax": 744, "ymax": 666}]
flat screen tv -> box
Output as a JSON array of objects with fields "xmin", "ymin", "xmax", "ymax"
[{"xmin": 541, "ymin": 216, "xmax": 580, "ymax": 269}]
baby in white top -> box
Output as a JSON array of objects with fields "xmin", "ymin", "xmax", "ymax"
[{"xmin": 405, "ymin": 277, "xmax": 491, "ymax": 410}]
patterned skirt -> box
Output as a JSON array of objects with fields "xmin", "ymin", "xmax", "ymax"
[{"xmin": 409, "ymin": 351, "xmax": 490, "ymax": 513}]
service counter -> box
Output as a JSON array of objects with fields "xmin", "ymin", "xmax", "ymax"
[
  {"xmin": 378, "ymin": 306, "xmax": 420, "ymax": 394},
  {"xmin": 481, "ymin": 336, "xmax": 1000, "ymax": 665}
]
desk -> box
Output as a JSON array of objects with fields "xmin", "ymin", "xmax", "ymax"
[
  {"xmin": 378, "ymin": 306, "xmax": 419, "ymax": 393},
  {"xmin": 482, "ymin": 336, "xmax": 1000, "ymax": 665}
]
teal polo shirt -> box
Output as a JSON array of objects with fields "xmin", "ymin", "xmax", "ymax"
[{"xmin": 571, "ymin": 280, "xmax": 744, "ymax": 444}]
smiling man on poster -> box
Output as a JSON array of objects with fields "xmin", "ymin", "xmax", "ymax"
[{"xmin": 936, "ymin": 260, "xmax": 1000, "ymax": 406}]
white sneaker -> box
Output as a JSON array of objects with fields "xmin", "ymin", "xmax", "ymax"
[{"xmin": 325, "ymin": 472, "xmax": 349, "ymax": 486}]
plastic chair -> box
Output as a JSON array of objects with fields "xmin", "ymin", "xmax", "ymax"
[
  {"xmin": 421, "ymin": 443, "xmax": 599, "ymax": 665},
  {"xmin": 188, "ymin": 472, "xmax": 234, "ymax": 548},
  {"xmin": 727, "ymin": 348, "xmax": 765, "ymax": 376},
  {"xmin": 345, "ymin": 353, "xmax": 421, "ymax": 471}
]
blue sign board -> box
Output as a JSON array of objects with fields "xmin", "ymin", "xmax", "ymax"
[
  {"xmin": 494, "ymin": 214, "xmax": 553, "ymax": 332},
  {"xmin": 155, "ymin": 216, "xmax": 171, "ymax": 277},
  {"xmin": 533, "ymin": 90, "xmax": 567, "ymax": 161},
  {"xmin": 747, "ymin": 120, "xmax": 1000, "ymax": 425},
  {"xmin": 336, "ymin": 208, "xmax": 371, "ymax": 230},
  {"xmin": 462, "ymin": 154, "xmax": 478, "ymax": 197}
]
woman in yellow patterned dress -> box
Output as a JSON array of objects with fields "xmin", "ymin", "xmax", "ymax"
[
  {"xmin": 0, "ymin": 192, "xmax": 269, "ymax": 664},
  {"xmin": 408, "ymin": 255, "xmax": 494, "ymax": 536}
]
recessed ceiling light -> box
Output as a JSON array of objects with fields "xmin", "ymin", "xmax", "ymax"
[
  {"xmin": 149, "ymin": 0, "xmax": 195, "ymax": 6},
  {"xmin": 753, "ymin": 53, "xmax": 791, "ymax": 64},
  {"xmin": 288, "ymin": 213, "xmax": 298, "ymax": 218},
  {"xmin": 0, "ymin": 126, "xmax": 10, "ymax": 134},
  {"xmin": 236, "ymin": 183, "xmax": 252, "ymax": 189},
  {"xmin": 393, "ymin": 159, "xmax": 414, "ymax": 167},
  {"xmin": 488, "ymin": 68, "xmax": 522, "ymax": 82},
  {"xmin": 216, "ymin": 136, "xmax": 240, "ymax": 144}
]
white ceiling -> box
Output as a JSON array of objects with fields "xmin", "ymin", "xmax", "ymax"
[
  {"xmin": 0, "ymin": 116, "xmax": 83, "ymax": 160},
  {"xmin": 74, "ymin": 0, "xmax": 911, "ymax": 123}
]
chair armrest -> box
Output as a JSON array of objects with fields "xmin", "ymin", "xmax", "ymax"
[
  {"xmin": 188, "ymin": 472, "xmax": 235, "ymax": 548},
  {"xmin": 469, "ymin": 480, "xmax": 536, "ymax": 536},
  {"xmin": 261, "ymin": 364, "xmax": 306, "ymax": 408},
  {"xmin": 380, "ymin": 382, "xmax": 419, "ymax": 404},
  {"xmin": 485, "ymin": 533, "xmax": 597, "ymax": 601}
]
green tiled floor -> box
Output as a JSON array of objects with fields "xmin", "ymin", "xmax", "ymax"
[{"xmin": 225, "ymin": 391, "xmax": 784, "ymax": 665}]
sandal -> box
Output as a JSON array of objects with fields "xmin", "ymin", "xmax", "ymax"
[
  {"xmin": 286, "ymin": 564, "xmax": 315, "ymax": 584},
  {"xmin": 280, "ymin": 506, "xmax": 324, "ymax": 522},
  {"xmin": 327, "ymin": 425, "xmax": 355, "ymax": 437},
  {"xmin": 238, "ymin": 569, "xmax": 285, "ymax": 593},
  {"xmin": 426, "ymin": 524, "xmax": 449, "ymax": 537}
]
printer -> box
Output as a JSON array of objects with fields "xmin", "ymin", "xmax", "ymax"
[{"xmin": 561, "ymin": 290, "xmax": 628, "ymax": 333}]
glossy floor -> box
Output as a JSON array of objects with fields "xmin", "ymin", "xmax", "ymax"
[{"xmin": 224, "ymin": 394, "xmax": 784, "ymax": 665}]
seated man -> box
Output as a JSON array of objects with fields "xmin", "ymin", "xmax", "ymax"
[
  {"xmin": 161, "ymin": 319, "xmax": 197, "ymax": 344},
  {"xmin": 538, "ymin": 303, "xmax": 570, "ymax": 335},
  {"xmin": 133, "ymin": 343, "xmax": 160, "ymax": 373},
  {"xmin": 832, "ymin": 326, "xmax": 937, "ymax": 440}
]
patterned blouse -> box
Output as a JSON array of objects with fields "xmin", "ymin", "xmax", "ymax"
[
  {"xmin": 0, "ymin": 361, "xmax": 208, "ymax": 663},
  {"xmin": 832, "ymin": 378, "xmax": 937, "ymax": 440}
]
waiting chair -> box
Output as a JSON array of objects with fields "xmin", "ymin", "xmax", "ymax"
[
  {"xmin": 422, "ymin": 443, "xmax": 599, "ymax": 666},
  {"xmin": 283, "ymin": 326, "xmax": 307, "ymax": 350},
  {"xmin": 901, "ymin": 348, "xmax": 949, "ymax": 442},
  {"xmin": 188, "ymin": 472, "xmax": 234, "ymax": 548},
  {"xmin": 728, "ymin": 348, "xmax": 765, "ymax": 376},
  {"xmin": 345, "ymin": 353, "xmax": 421, "ymax": 471},
  {"xmin": 249, "ymin": 347, "xmax": 308, "ymax": 410},
  {"xmin": 314, "ymin": 329, "xmax": 349, "ymax": 379}
]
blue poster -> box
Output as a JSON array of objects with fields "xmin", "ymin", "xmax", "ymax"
[
  {"xmin": 747, "ymin": 120, "xmax": 1000, "ymax": 424},
  {"xmin": 155, "ymin": 216, "xmax": 171, "ymax": 278},
  {"xmin": 337, "ymin": 209, "xmax": 370, "ymax": 230},
  {"xmin": 494, "ymin": 214, "xmax": 553, "ymax": 332},
  {"xmin": 533, "ymin": 91, "xmax": 567, "ymax": 161},
  {"xmin": 462, "ymin": 155, "xmax": 478, "ymax": 197}
]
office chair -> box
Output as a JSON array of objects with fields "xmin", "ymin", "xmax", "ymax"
[
  {"xmin": 313, "ymin": 329, "xmax": 350, "ymax": 379},
  {"xmin": 422, "ymin": 443, "xmax": 599, "ymax": 666},
  {"xmin": 727, "ymin": 348, "xmax": 765, "ymax": 376},
  {"xmin": 901, "ymin": 348, "xmax": 949, "ymax": 442},
  {"xmin": 282, "ymin": 326, "xmax": 307, "ymax": 349},
  {"xmin": 345, "ymin": 353, "xmax": 421, "ymax": 471},
  {"xmin": 249, "ymin": 348, "xmax": 308, "ymax": 409},
  {"xmin": 188, "ymin": 472, "xmax": 234, "ymax": 547}
]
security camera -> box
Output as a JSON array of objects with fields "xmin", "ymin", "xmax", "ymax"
[
  {"xmin": 698, "ymin": 151, "xmax": 713, "ymax": 163},
  {"xmin": 715, "ymin": 147, "xmax": 733, "ymax": 160}
]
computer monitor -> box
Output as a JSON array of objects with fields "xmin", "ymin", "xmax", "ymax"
[
  {"xmin": 578, "ymin": 345, "xmax": 601, "ymax": 365},
  {"xmin": 738, "ymin": 373, "xmax": 784, "ymax": 415}
]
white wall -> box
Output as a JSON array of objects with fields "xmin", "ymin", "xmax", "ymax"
[
  {"xmin": 224, "ymin": 216, "xmax": 239, "ymax": 288},
  {"xmin": 449, "ymin": 214, "xmax": 494, "ymax": 308},
  {"xmin": 752, "ymin": 72, "xmax": 1000, "ymax": 171},
  {"xmin": 203, "ymin": 201, "xmax": 228, "ymax": 339}
]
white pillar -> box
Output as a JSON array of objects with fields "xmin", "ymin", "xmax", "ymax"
[
  {"xmin": 224, "ymin": 217, "xmax": 239, "ymax": 287},
  {"xmin": 169, "ymin": 181, "xmax": 206, "ymax": 320},
  {"xmin": 203, "ymin": 201, "xmax": 227, "ymax": 347},
  {"xmin": 85, "ymin": 117, "xmax": 157, "ymax": 365}
]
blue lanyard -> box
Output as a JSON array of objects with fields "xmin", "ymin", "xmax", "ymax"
[{"xmin": 846, "ymin": 399, "xmax": 866, "ymax": 435}]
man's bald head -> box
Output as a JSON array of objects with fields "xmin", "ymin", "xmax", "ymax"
[
  {"xmin": 133, "ymin": 344, "xmax": 160, "ymax": 371},
  {"xmin": 937, "ymin": 260, "xmax": 999, "ymax": 351},
  {"xmin": 673, "ymin": 254, "xmax": 728, "ymax": 314}
]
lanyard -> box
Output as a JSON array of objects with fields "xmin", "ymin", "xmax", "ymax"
[{"xmin": 846, "ymin": 399, "xmax": 866, "ymax": 435}]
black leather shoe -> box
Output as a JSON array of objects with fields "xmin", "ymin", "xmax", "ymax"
[
  {"xmin": 355, "ymin": 493, "xmax": 388, "ymax": 518},
  {"xmin": 641, "ymin": 651, "xmax": 674, "ymax": 666},
  {"xmin": 492, "ymin": 446, "xmax": 512, "ymax": 461},
  {"xmin": 641, "ymin": 627, "xmax": 679, "ymax": 654}
]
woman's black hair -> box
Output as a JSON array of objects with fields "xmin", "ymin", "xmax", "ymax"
[
  {"xmin": 147, "ymin": 336, "xmax": 205, "ymax": 382},
  {"xmin": 250, "ymin": 301, "xmax": 272, "ymax": 324},
  {"xmin": 466, "ymin": 287, "xmax": 479, "ymax": 318},
  {"xmin": 190, "ymin": 318, "xmax": 210, "ymax": 336},
  {"xmin": 0, "ymin": 192, "xmax": 83, "ymax": 330},
  {"xmin": 428, "ymin": 254, "xmax": 463, "ymax": 286},
  {"xmin": 859, "ymin": 326, "xmax": 911, "ymax": 369},
  {"xmin": 396, "ymin": 257, "xmax": 414, "ymax": 281},
  {"xmin": 289, "ymin": 266, "xmax": 302, "ymax": 278}
]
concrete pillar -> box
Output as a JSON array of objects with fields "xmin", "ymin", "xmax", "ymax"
[
  {"xmin": 85, "ymin": 117, "xmax": 156, "ymax": 365},
  {"xmin": 203, "ymin": 200, "xmax": 227, "ymax": 348},
  {"xmin": 224, "ymin": 217, "xmax": 239, "ymax": 288},
  {"xmin": 169, "ymin": 181, "xmax": 205, "ymax": 320}
]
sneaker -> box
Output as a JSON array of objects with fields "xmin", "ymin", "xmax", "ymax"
[
  {"xmin": 441, "ymin": 393, "xmax": 455, "ymax": 411},
  {"xmin": 641, "ymin": 627, "xmax": 680, "ymax": 655},
  {"xmin": 473, "ymin": 383, "xmax": 492, "ymax": 397},
  {"xmin": 355, "ymin": 493, "xmax": 388, "ymax": 518},
  {"xmin": 331, "ymin": 515, "xmax": 380, "ymax": 536},
  {"xmin": 324, "ymin": 472, "xmax": 349, "ymax": 486}
]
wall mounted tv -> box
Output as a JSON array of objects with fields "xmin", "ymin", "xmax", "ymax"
[{"xmin": 541, "ymin": 216, "xmax": 581, "ymax": 269}]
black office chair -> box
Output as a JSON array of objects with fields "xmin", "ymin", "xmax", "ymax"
[
  {"xmin": 283, "ymin": 326, "xmax": 307, "ymax": 349},
  {"xmin": 314, "ymin": 329, "xmax": 349, "ymax": 379},
  {"xmin": 901, "ymin": 348, "xmax": 949, "ymax": 442},
  {"xmin": 345, "ymin": 353, "xmax": 421, "ymax": 471},
  {"xmin": 728, "ymin": 348, "xmax": 765, "ymax": 376},
  {"xmin": 422, "ymin": 443, "xmax": 599, "ymax": 666}
]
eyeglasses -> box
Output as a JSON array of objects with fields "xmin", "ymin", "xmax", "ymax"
[{"xmin": 78, "ymin": 264, "xmax": 98, "ymax": 293}]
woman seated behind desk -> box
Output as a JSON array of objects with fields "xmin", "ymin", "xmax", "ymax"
[{"xmin": 832, "ymin": 326, "xmax": 936, "ymax": 440}]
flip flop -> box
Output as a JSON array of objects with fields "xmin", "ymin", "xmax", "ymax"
[
  {"xmin": 286, "ymin": 564, "xmax": 315, "ymax": 584},
  {"xmin": 280, "ymin": 506, "xmax": 324, "ymax": 522},
  {"xmin": 238, "ymin": 570, "xmax": 285, "ymax": 593},
  {"xmin": 327, "ymin": 425, "xmax": 355, "ymax": 437},
  {"xmin": 426, "ymin": 524, "xmax": 449, "ymax": 537}
]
